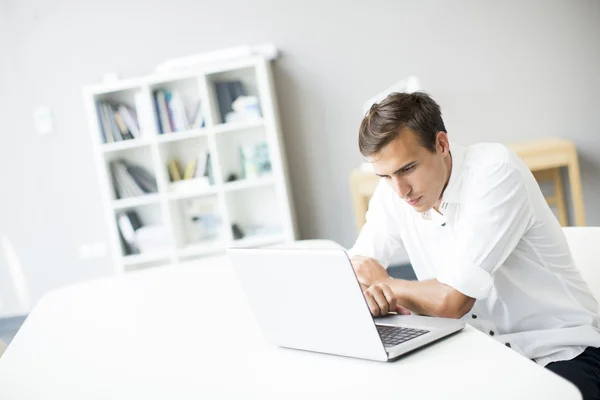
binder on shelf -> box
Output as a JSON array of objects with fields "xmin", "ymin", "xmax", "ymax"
[
  {"xmin": 117, "ymin": 210, "xmax": 142, "ymax": 255},
  {"xmin": 214, "ymin": 80, "xmax": 246, "ymax": 123},
  {"xmin": 126, "ymin": 164, "xmax": 158, "ymax": 193},
  {"xmin": 110, "ymin": 159, "xmax": 158, "ymax": 199}
]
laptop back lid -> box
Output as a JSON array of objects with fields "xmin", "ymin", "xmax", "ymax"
[{"xmin": 228, "ymin": 248, "xmax": 388, "ymax": 361}]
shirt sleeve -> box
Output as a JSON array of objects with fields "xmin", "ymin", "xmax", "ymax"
[
  {"xmin": 347, "ymin": 181, "xmax": 406, "ymax": 268},
  {"xmin": 437, "ymin": 161, "xmax": 534, "ymax": 299}
]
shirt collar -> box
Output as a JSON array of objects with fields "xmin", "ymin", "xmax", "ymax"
[{"xmin": 440, "ymin": 142, "xmax": 467, "ymax": 204}]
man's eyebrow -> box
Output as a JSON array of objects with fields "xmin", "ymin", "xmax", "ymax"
[{"xmin": 375, "ymin": 162, "xmax": 417, "ymax": 177}]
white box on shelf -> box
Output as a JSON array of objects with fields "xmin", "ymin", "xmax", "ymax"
[{"xmin": 135, "ymin": 225, "xmax": 174, "ymax": 254}]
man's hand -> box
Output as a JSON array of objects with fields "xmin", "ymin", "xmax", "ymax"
[
  {"xmin": 351, "ymin": 256, "xmax": 390, "ymax": 287},
  {"xmin": 363, "ymin": 282, "xmax": 412, "ymax": 317}
]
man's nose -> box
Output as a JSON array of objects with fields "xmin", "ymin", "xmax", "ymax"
[{"xmin": 391, "ymin": 176, "xmax": 411, "ymax": 198}]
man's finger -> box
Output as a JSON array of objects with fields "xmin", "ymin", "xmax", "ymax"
[
  {"xmin": 364, "ymin": 291, "xmax": 380, "ymax": 316},
  {"xmin": 370, "ymin": 287, "xmax": 389, "ymax": 315},
  {"xmin": 381, "ymin": 284, "xmax": 397, "ymax": 312},
  {"xmin": 396, "ymin": 305, "xmax": 411, "ymax": 315}
]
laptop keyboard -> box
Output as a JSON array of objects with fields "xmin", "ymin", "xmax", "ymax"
[{"xmin": 376, "ymin": 325, "xmax": 429, "ymax": 347}]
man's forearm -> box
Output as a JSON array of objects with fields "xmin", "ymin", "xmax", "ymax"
[{"xmin": 385, "ymin": 278, "xmax": 474, "ymax": 319}]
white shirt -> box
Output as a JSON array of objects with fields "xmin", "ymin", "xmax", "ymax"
[{"xmin": 349, "ymin": 142, "xmax": 600, "ymax": 366}]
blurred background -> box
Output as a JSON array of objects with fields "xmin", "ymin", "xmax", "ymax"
[{"xmin": 0, "ymin": 0, "xmax": 599, "ymax": 334}]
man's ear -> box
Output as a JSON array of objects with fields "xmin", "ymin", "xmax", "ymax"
[{"xmin": 436, "ymin": 131, "xmax": 450, "ymax": 156}]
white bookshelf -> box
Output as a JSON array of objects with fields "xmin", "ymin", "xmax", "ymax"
[{"xmin": 84, "ymin": 56, "xmax": 297, "ymax": 273}]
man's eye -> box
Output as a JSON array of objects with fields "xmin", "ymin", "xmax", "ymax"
[{"xmin": 404, "ymin": 165, "xmax": 416, "ymax": 173}]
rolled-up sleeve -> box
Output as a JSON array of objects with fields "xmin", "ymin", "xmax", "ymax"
[
  {"xmin": 437, "ymin": 161, "xmax": 534, "ymax": 299},
  {"xmin": 347, "ymin": 181, "xmax": 405, "ymax": 268}
]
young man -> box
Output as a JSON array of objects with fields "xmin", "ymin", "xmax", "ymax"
[{"xmin": 349, "ymin": 92, "xmax": 600, "ymax": 400}]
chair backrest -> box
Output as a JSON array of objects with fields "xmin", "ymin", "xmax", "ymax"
[{"xmin": 562, "ymin": 227, "xmax": 600, "ymax": 299}]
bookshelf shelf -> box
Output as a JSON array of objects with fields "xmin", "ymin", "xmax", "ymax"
[
  {"xmin": 156, "ymin": 128, "xmax": 209, "ymax": 143},
  {"xmin": 112, "ymin": 193, "xmax": 163, "ymax": 210},
  {"xmin": 167, "ymin": 187, "xmax": 219, "ymax": 201},
  {"xmin": 223, "ymin": 176, "xmax": 275, "ymax": 192},
  {"xmin": 84, "ymin": 55, "xmax": 297, "ymax": 274},
  {"xmin": 213, "ymin": 119, "xmax": 264, "ymax": 134},
  {"xmin": 102, "ymin": 139, "xmax": 152, "ymax": 153}
]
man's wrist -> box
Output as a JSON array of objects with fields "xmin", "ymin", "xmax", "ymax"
[{"xmin": 385, "ymin": 278, "xmax": 408, "ymax": 305}]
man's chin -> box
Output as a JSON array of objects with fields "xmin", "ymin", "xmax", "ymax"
[{"xmin": 412, "ymin": 203, "xmax": 430, "ymax": 213}]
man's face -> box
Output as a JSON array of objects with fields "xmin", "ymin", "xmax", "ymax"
[{"xmin": 367, "ymin": 129, "xmax": 450, "ymax": 213}]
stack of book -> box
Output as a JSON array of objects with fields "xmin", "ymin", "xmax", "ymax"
[
  {"xmin": 153, "ymin": 89, "xmax": 204, "ymax": 134},
  {"xmin": 109, "ymin": 159, "xmax": 158, "ymax": 199},
  {"xmin": 96, "ymin": 101, "xmax": 141, "ymax": 143}
]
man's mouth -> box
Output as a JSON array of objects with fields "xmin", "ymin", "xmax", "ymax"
[{"xmin": 406, "ymin": 196, "xmax": 422, "ymax": 206}]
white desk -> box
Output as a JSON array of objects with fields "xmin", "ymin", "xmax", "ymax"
[{"xmin": 0, "ymin": 256, "xmax": 581, "ymax": 399}]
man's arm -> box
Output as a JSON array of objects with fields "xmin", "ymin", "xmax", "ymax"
[
  {"xmin": 348, "ymin": 181, "xmax": 406, "ymax": 277},
  {"xmin": 384, "ymin": 278, "xmax": 475, "ymax": 318},
  {"xmin": 357, "ymin": 258, "xmax": 475, "ymax": 318}
]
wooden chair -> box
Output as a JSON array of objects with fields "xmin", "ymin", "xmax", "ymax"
[
  {"xmin": 349, "ymin": 139, "xmax": 585, "ymax": 232},
  {"xmin": 507, "ymin": 139, "xmax": 585, "ymax": 227}
]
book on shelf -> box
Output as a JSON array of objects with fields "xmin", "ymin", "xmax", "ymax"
[
  {"xmin": 168, "ymin": 151, "xmax": 213, "ymax": 185},
  {"xmin": 154, "ymin": 90, "xmax": 172, "ymax": 134},
  {"xmin": 117, "ymin": 104, "xmax": 140, "ymax": 138},
  {"xmin": 109, "ymin": 159, "xmax": 158, "ymax": 199},
  {"xmin": 153, "ymin": 89, "xmax": 205, "ymax": 134},
  {"xmin": 240, "ymin": 141, "xmax": 272, "ymax": 179},
  {"xmin": 183, "ymin": 158, "xmax": 197, "ymax": 180},
  {"xmin": 96, "ymin": 100, "xmax": 141, "ymax": 143},
  {"xmin": 188, "ymin": 101, "xmax": 205, "ymax": 129},
  {"xmin": 194, "ymin": 150, "xmax": 214, "ymax": 184},
  {"xmin": 168, "ymin": 159, "xmax": 183, "ymax": 181},
  {"xmin": 195, "ymin": 151, "xmax": 208, "ymax": 179}
]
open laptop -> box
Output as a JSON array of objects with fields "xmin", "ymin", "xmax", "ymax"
[{"xmin": 228, "ymin": 247, "xmax": 465, "ymax": 362}]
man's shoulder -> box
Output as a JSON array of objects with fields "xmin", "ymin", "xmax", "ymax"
[
  {"xmin": 462, "ymin": 142, "xmax": 527, "ymax": 175},
  {"xmin": 464, "ymin": 142, "xmax": 512, "ymax": 166}
]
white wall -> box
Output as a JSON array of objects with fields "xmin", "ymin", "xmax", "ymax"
[{"xmin": 0, "ymin": 0, "xmax": 599, "ymax": 315}]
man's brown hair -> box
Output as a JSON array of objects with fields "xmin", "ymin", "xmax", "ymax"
[{"xmin": 358, "ymin": 92, "xmax": 447, "ymax": 157}]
